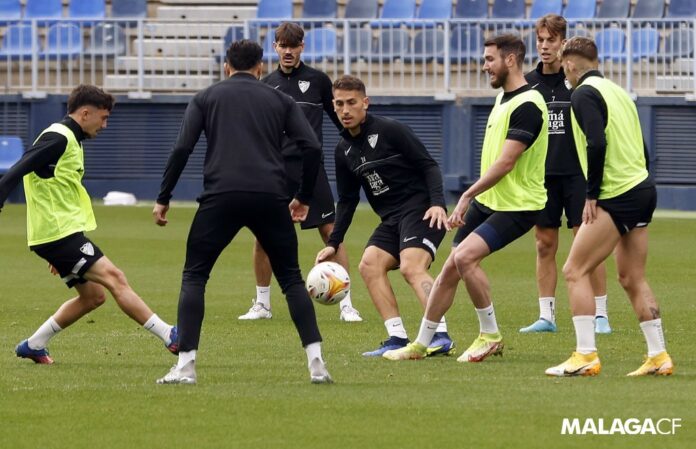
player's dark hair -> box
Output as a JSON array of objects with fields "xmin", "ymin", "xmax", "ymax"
[
  {"xmin": 561, "ymin": 36, "xmax": 598, "ymax": 62},
  {"xmin": 226, "ymin": 39, "xmax": 263, "ymax": 71},
  {"xmin": 484, "ymin": 34, "xmax": 526, "ymax": 67},
  {"xmin": 67, "ymin": 84, "xmax": 114, "ymax": 113},
  {"xmin": 332, "ymin": 75, "xmax": 366, "ymax": 96},
  {"xmin": 275, "ymin": 22, "xmax": 304, "ymax": 47},
  {"xmin": 536, "ymin": 14, "xmax": 567, "ymax": 40}
]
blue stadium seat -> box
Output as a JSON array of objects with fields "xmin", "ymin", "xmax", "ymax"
[
  {"xmin": 567, "ymin": 25, "xmax": 593, "ymax": 39},
  {"xmin": 596, "ymin": 0, "xmax": 630, "ymax": 19},
  {"xmin": 262, "ymin": 34, "xmax": 280, "ymax": 63},
  {"xmin": 664, "ymin": 28, "xmax": 694, "ymax": 60},
  {"xmin": 0, "ymin": 0, "xmax": 21, "ymax": 24},
  {"xmin": 85, "ymin": 23, "xmax": 126, "ymax": 57},
  {"xmin": 563, "ymin": 0, "xmax": 596, "ymax": 20},
  {"xmin": 417, "ymin": 0, "xmax": 452, "ymax": 21},
  {"xmin": 40, "ymin": 23, "xmax": 83, "ymax": 59},
  {"xmin": 455, "ymin": 0, "xmax": 488, "ymax": 19},
  {"xmin": 69, "ymin": 0, "xmax": 106, "ymax": 24},
  {"xmin": 439, "ymin": 24, "xmax": 484, "ymax": 63},
  {"xmin": 302, "ymin": 0, "xmax": 337, "ymax": 20},
  {"xmin": 492, "ymin": 0, "xmax": 526, "ymax": 19},
  {"xmin": 111, "ymin": 0, "xmax": 147, "ymax": 19},
  {"xmin": 0, "ymin": 23, "xmax": 35, "ymax": 59},
  {"xmin": 344, "ymin": 0, "xmax": 378, "ymax": 19},
  {"xmin": 405, "ymin": 29, "xmax": 445, "ymax": 62},
  {"xmin": 0, "ymin": 136, "xmax": 23, "ymax": 175},
  {"xmin": 303, "ymin": 27, "xmax": 337, "ymax": 62},
  {"xmin": 667, "ymin": 0, "xmax": 696, "ymax": 18},
  {"xmin": 631, "ymin": 0, "xmax": 665, "ymax": 19},
  {"xmin": 371, "ymin": 0, "xmax": 416, "ymax": 29},
  {"xmin": 630, "ymin": 27, "xmax": 659, "ymax": 61},
  {"xmin": 595, "ymin": 28, "xmax": 625, "ymax": 61},
  {"xmin": 24, "ymin": 0, "xmax": 62, "ymax": 24},
  {"xmin": 337, "ymin": 28, "xmax": 373, "ymax": 61},
  {"xmin": 370, "ymin": 28, "xmax": 411, "ymax": 61},
  {"xmin": 528, "ymin": 0, "xmax": 563, "ymax": 19},
  {"xmin": 254, "ymin": 0, "xmax": 292, "ymax": 30}
]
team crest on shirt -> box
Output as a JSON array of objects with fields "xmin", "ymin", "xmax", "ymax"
[
  {"xmin": 298, "ymin": 80, "xmax": 310, "ymax": 93},
  {"xmin": 367, "ymin": 134, "xmax": 378, "ymax": 149},
  {"xmin": 80, "ymin": 243, "xmax": 95, "ymax": 256}
]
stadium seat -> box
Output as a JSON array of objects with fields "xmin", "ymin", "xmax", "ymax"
[
  {"xmin": 0, "ymin": 0, "xmax": 21, "ymax": 24},
  {"xmin": 528, "ymin": 0, "xmax": 563, "ymax": 19},
  {"xmin": 344, "ymin": 0, "xmax": 379, "ymax": 19},
  {"xmin": 84, "ymin": 23, "xmax": 126, "ymax": 57},
  {"xmin": 563, "ymin": 0, "xmax": 596, "ymax": 20},
  {"xmin": 630, "ymin": 27, "xmax": 659, "ymax": 61},
  {"xmin": 0, "ymin": 136, "xmax": 23, "ymax": 174},
  {"xmin": 254, "ymin": 0, "xmax": 292, "ymax": 30},
  {"xmin": 664, "ymin": 28, "xmax": 694, "ymax": 60},
  {"xmin": 261, "ymin": 34, "xmax": 280, "ymax": 63},
  {"xmin": 667, "ymin": 0, "xmax": 696, "ymax": 18},
  {"xmin": 24, "ymin": 0, "xmax": 62, "ymax": 24},
  {"xmin": 596, "ymin": 0, "xmax": 630, "ymax": 19},
  {"xmin": 111, "ymin": 0, "xmax": 147, "ymax": 19},
  {"xmin": 371, "ymin": 0, "xmax": 416, "ymax": 29},
  {"xmin": 302, "ymin": 0, "xmax": 337, "ymax": 20},
  {"xmin": 405, "ymin": 29, "xmax": 445, "ymax": 62},
  {"xmin": 491, "ymin": 0, "xmax": 526, "ymax": 19},
  {"xmin": 417, "ymin": 0, "xmax": 452, "ymax": 22},
  {"xmin": 338, "ymin": 28, "xmax": 373, "ymax": 61},
  {"xmin": 455, "ymin": 0, "xmax": 488, "ymax": 19},
  {"xmin": 0, "ymin": 23, "xmax": 35, "ymax": 59},
  {"xmin": 595, "ymin": 28, "xmax": 625, "ymax": 62},
  {"xmin": 370, "ymin": 28, "xmax": 411, "ymax": 61},
  {"xmin": 567, "ymin": 25, "xmax": 593, "ymax": 39},
  {"xmin": 439, "ymin": 24, "xmax": 484, "ymax": 63},
  {"xmin": 40, "ymin": 23, "xmax": 83, "ymax": 59},
  {"xmin": 218, "ymin": 25, "xmax": 259, "ymax": 62},
  {"xmin": 631, "ymin": 0, "xmax": 665, "ymax": 19},
  {"xmin": 69, "ymin": 0, "xmax": 106, "ymax": 21},
  {"xmin": 302, "ymin": 27, "xmax": 337, "ymax": 62}
]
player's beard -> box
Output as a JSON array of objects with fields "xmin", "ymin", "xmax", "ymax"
[{"xmin": 490, "ymin": 66, "xmax": 509, "ymax": 89}]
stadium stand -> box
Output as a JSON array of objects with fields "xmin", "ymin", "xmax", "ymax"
[
  {"xmin": 417, "ymin": 0, "xmax": 453, "ymax": 21},
  {"xmin": 256, "ymin": 0, "xmax": 293, "ymax": 26},
  {"xmin": 301, "ymin": 0, "xmax": 337, "ymax": 20},
  {"xmin": 596, "ymin": 0, "xmax": 630, "ymax": 19},
  {"xmin": 0, "ymin": 23, "xmax": 34, "ymax": 59},
  {"xmin": 371, "ymin": 28, "xmax": 411, "ymax": 62},
  {"xmin": 344, "ymin": 0, "xmax": 378, "ymax": 20},
  {"xmin": 491, "ymin": 0, "xmax": 526, "ymax": 19},
  {"xmin": 84, "ymin": 23, "xmax": 127, "ymax": 57},
  {"xmin": 262, "ymin": 33, "xmax": 280, "ymax": 62},
  {"xmin": 563, "ymin": 0, "xmax": 596, "ymax": 19},
  {"xmin": 0, "ymin": 136, "xmax": 23, "ymax": 175},
  {"xmin": 0, "ymin": 0, "xmax": 21, "ymax": 24},
  {"xmin": 667, "ymin": 0, "xmax": 696, "ymax": 18},
  {"xmin": 455, "ymin": 0, "xmax": 489, "ymax": 19},
  {"xmin": 371, "ymin": 0, "xmax": 417, "ymax": 28},
  {"xmin": 406, "ymin": 29, "xmax": 445, "ymax": 63},
  {"xmin": 68, "ymin": 0, "xmax": 106, "ymax": 23},
  {"xmin": 632, "ymin": 0, "xmax": 665, "ymax": 19},
  {"xmin": 528, "ymin": 0, "xmax": 563, "ymax": 19},
  {"xmin": 40, "ymin": 23, "xmax": 83, "ymax": 59},
  {"xmin": 631, "ymin": 27, "xmax": 660, "ymax": 61},
  {"xmin": 664, "ymin": 28, "xmax": 694, "ymax": 60},
  {"xmin": 338, "ymin": 27, "xmax": 373, "ymax": 61},
  {"xmin": 302, "ymin": 27, "xmax": 337, "ymax": 62},
  {"xmin": 595, "ymin": 27, "xmax": 626, "ymax": 62},
  {"xmin": 24, "ymin": 0, "xmax": 62, "ymax": 23},
  {"xmin": 443, "ymin": 24, "xmax": 485, "ymax": 64},
  {"xmin": 111, "ymin": 0, "xmax": 148, "ymax": 19}
]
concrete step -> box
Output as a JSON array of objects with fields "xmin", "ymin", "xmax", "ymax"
[
  {"xmin": 135, "ymin": 38, "xmax": 224, "ymax": 57},
  {"xmin": 116, "ymin": 56, "xmax": 220, "ymax": 72},
  {"xmin": 156, "ymin": 6, "xmax": 257, "ymax": 21},
  {"xmin": 104, "ymin": 74, "xmax": 218, "ymax": 91},
  {"xmin": 656, "ymin": 75, "xmax": 695, "ymax": 92},
  {"xmin": 141, "ymin": 22, "xmax": 232, "ymax": 38},
  {"xmin": 672, "ymin": 58, "xmax": 695, "ymax": 74}
]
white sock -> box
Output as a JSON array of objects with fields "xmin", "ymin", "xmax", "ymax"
[
  {"xmin": 339, "ymin": 291, "xmax": 353, "ymax": 309},
  {"xmin": 256, "ymin": 286, "xmax": 271, "ymax": 309},
  {"xmin": 475, "ymin": 304, "xmax": 499, "ymax": 334},
  {"xmin": 595, "ymin": 295, "xmax": 608, "ymax": 318},
  {"xmin": 415, "ymin": 318, "xmax": 439, "ymax": 347},
  {"xmin": 640, "ymin": 319, "xmax": 666, "ymax": 357},
  {"xmin": 305, "ymin": 342, "xmax": 323, "ymax": 366},
  {"xmin": 27, "ymin": 316, "xmax": 62, "ymax": 350},
  {"xmin": 176, "ymin": 350, "xmax": 196, "ymax": 369},
  {"xmin": 143, "ymin": 314, "xmax": 171, "ymax": 343},
  {"xmin": 572, "ymin": 315, "xmax": 597, "ymax": 354},
  {"xmin": 435, "ymin": 316, "xmax": 447, "ymax": 333},
  {"xmin": 384, "ymin": 317, "xmax": 408, "ymax": 339},
  {"xmin": 539, "ymin": 296, "xmax": 555, "ymax": 323}
]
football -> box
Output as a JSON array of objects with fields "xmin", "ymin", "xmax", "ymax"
[{"xmin": 306, "ymin": 262, "xmax": 350, "ymax": 305}]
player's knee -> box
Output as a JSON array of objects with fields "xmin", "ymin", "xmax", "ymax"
[
  {"xmin": 358, "ymin": 255, "xmax": 380, "ymax": 280},
  {"xmin": 536, "ymin": 235, "xmax": 556, "ymax": 258},
  {"xmin": 617, "ymin": 270, "xmax": 638, "ymax": 290},
  {"xmin": 452, "ymin": 247, "xmax": 475, "ymax": 273},
  {"xmin": 398, "ymin": 261, "xmax": 424, "ymax": 283},
  {"xmin": 104, "ymin": 266, "xmax": 129, "ymax": 291},
  {"xmin": 80, "ymin": 287, "xmax": 107, "ymax": 310},
  {"xmin": 562, "ymin": 262, "xmax": 581, "ymax": 284}
]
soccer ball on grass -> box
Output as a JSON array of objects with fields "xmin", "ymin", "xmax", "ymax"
[{"xmin": 306, "ymin": 262, "xmax": 350, "ymax": 305}]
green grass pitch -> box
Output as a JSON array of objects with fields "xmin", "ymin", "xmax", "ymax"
[{"xmin": 0, "ymin": 204, "xmax": 694, "ymax": 449}]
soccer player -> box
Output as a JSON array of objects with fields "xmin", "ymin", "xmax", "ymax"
[
  {"xmin": 315, "ymin": 75, "xmax": 455, "ymax": 357},
  {"xmin": 520, "ymin": 14, "xmax": 611, "ymax": 334},
  {"xmin": 154, "ymin": 40, "xmax": 332, "ymax": 384},
  {"xmin": 239, "ymin": 22, "xmax": 362, "ymax": 323},
  {"xmin": 0, "ymin": 84, "xmax": 177, "ymax": 365},
  {"xmin": 383, "ymin": 35, "xmax": 548, "ymax": 363},
  {"xmin": 546, "ymin": 37, "xmax": 672, "ymax": 377}
]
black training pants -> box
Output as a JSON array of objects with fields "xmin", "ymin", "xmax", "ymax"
[{"xmin": 176, "ymin": 192, "xmax": 322, "ymax": 351}]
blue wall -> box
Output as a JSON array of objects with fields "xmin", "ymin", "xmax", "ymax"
[{"xmin": 2, "ymin": 94, "xmax": 695, "ymax": 210}]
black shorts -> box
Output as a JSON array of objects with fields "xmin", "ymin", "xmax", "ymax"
[
  {"xmin": 286, "ymin": 158, "xmax": 336, "ymax": 230},
  {"xmin": 31, "ymin": 232, "xmax": 104, "ymax": 288},
  {"xmin": 537, "ymin": 174, "xmax": 586, "ymax": 229},
  {"xmin": 367, "ymin": 208, "xmax": 446, "ymax": 262},
  {"xmin": 452, "ymin": 200, "xmax": 539, "ymax": 252},
  {"xmin": 598, "ymin": 181, "xmax": 656, "ymax": 235}
]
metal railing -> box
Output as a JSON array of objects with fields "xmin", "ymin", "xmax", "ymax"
[{"xmin": 0, "ymin": 18, "xmax": 694, "ymax": 97}]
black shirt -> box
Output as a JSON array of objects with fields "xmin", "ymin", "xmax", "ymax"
[
  {"xmin": 157, "ymin": 72, "xmax": 322, "ymax": 205},
  {"xmin": 327, "ymin": 114, "xmax": 446, "ymax": 250},
  {"xmin": 500, "ymin": 84, "xmax": 544, "ymax": 148},
  {"xmin": 261, "ymin": 62, "xmax": 341, "ymax": 158},
  {"xmin": 525, "ymin": 62, "xmax": 583, "ymax": 176},
  {"xmin": 0, "ymin": 117, "xmax": 85, "ymax": 209}
]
